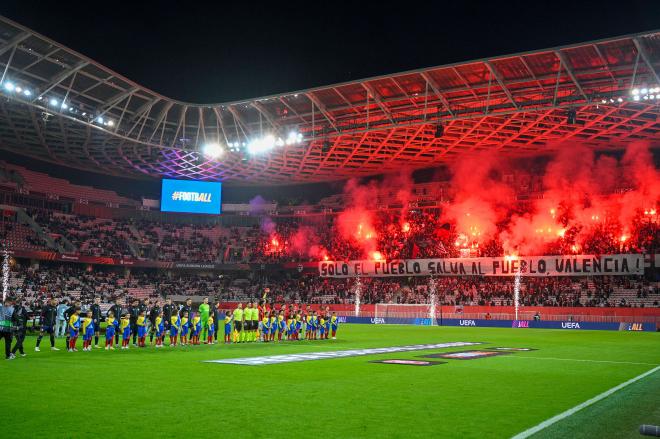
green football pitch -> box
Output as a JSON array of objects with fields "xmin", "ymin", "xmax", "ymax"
[{"xmin": 2, "ymin": 325, "xmax": 659, "ymax": 438}]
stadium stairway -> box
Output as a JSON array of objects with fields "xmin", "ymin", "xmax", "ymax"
[
  {"xmin": 124, "ymin": 225, "xmax": 141, "ymax": 258},
  {"xmin": 1, "ymin": 204, "xmax": 61, "ymax": 252},
  {"xmin": 55, "ymin": 234, "xmax": 76, "ymax": 253}
]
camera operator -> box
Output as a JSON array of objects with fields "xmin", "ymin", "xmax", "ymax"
[
  {"xmin": 11, "ymin": 299, "xmax": 29, "ymax": 358},
  {"xmin": 0, "ymin": 297, "xmax": 14, "ymax": 360}
]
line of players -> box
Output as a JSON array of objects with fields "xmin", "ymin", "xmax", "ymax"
[
  {"xmin": 34, "ymin": 297, "xmax": 210, "ymax": 351},
  {"xmin": 65, "ymin": 307, "xmax": 212, "ymax": 351},
  {"xmin": 226, "ymin": 301, "xmax": 340, "ymax": 344},
  {"xmin": 59, "ymin": 299, "xmax": 339, "ymax": 351}
]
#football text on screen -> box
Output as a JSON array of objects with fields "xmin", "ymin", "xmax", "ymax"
[{"xmin": 160, "ymin": 179, "xmax": 222, "ymax": 214}]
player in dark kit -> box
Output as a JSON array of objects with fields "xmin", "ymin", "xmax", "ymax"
[
  {"xmin": 35, "ymin": 298, "xmax": 59, "ymax": 351},
  {"xmin": 90, "ymin": 297, "xmax": 102, "ymax": 349},
  {"xmin": 139, "ymin": 299, "xmax": 150, "ymax": 341},
  {"xmin": 128, "ymin": 300, "xmax": 139, "ymax": 346},
  {"xmin": 148, "ymin": 300, "xmax": 161, "ymax": 345},
  {"xmin": 180, "ymin": 298, "xmax": 193, "ymax": 321},
  {"xmin": 109, "ymin": 300, "xmax": 122, "ymax": 345},
  {"xmin": 213, "ymin": 301, "xmax": 222, "ymax": 342},
  {"xmin": 163, "ymin": 298, "xmax": 174, "ymax": 330},
  {"xmin": 324, "ymin": 306, "xmax": 332, "ymax": 340}
]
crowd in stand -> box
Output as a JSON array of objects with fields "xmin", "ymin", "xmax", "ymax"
[
  {"xmin": 248, "ymin": 209, "xmax": 659, "ymax": 263},
  {"xmin": 6, "ymin": 262, "xmax": 659, "ymax": 316},
  {"xmin": 1, "ymin": 198, "xmax": 657, "ymax": 265}
]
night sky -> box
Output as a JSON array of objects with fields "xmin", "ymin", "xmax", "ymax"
[
  {"xmin": 2, "ymin": 0, "xmax": 659, "ymax": 103},
  {"xmin": 1, "ymin": 0, "xmax": 658, "ymax": 202}
]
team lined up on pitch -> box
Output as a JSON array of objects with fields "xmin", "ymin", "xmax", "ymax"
[{"xmin": 64, "ymin": 301, "xmax": 340, "ymax": 351}]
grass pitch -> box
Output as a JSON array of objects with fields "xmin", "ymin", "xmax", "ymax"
[{"xmin": 2, "ymin": 325, "xmax": 659, "ymax": 438}]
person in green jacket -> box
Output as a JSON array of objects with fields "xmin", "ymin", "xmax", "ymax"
[{"xmin": 199, "ymin": 297, "xmax": 210, "ymax": 343}]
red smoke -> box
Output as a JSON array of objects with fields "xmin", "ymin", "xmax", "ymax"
[
  {"xmin": 288, "ymin": 225, "xmax": 327, "ymax": 260},
  {"xmin": 336, "ymin": 179, "xmax": 379, "ymax": 258},
  {"xmin": 502, "ymin": 141, "xmax": 659, "ymax": 255},
  {"xmin": 442, "ymin": 153, "xmax": 514, "ymax": 252},
  {"xmin": 256, "ymin": 142, "xmax": 658, "ymax": 260},
  {"xmin": 334, "ymin": 171, "xmax": 415, "ymax": 259}
]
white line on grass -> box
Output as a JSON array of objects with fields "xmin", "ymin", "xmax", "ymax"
[
  {"xmin": 510, "ymin": 364, "xmax": 660, "ymax": 439},
  {"xmin": 503, "ymin": 356, "xmax": 659, "ymax": 366},
  {"xmin": 205, "ymin": 341, "xmax": 482, "ymax": 365}
]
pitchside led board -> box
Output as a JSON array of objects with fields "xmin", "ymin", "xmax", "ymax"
[{"xmin": 160, "ymin": 179, "xmax": 222, "ymax": 214}]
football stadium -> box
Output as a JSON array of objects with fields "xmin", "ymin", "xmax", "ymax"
[{"xmin": 0, "ymin": 6, "xmax": 659, "ymax": 439}]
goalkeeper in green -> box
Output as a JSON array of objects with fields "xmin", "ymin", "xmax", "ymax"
[{"xmin": 199, "ymin": 297, "xmax": 210, "ymax": 343}]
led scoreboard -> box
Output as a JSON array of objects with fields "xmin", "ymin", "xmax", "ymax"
[{"xmin": 160, "ymin": 179, "xmax": 222, "ymax": 214}]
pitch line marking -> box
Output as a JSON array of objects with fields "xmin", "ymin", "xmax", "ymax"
[
  {"xmin": 511, "ymin": 364, "xmax": 660, "ymax": 439},
  {"xmin": 503, "ymin": 356, "xmax": 659, "ymax": 366},
  {"xmin": 204, "ymin": 341, "xmax": 482, "ymax": 365}
]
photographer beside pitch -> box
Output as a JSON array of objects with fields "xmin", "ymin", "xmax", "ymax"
[
  {"xmin": 0, "ymin": 297, "xmax": 14, "ymax": 360},
  {"xmin": 10, "ymin": 299, "xmax": 28, "ymax": 358}
]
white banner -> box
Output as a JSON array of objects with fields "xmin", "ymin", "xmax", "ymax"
[{"xmin": 318, "ymin": 254, "xmax": 644, "ymax": 278}]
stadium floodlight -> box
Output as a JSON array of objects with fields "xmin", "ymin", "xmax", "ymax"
[
  {"xmin": 3, "ymin": 81, "xmax": 15, "ymax": 92},
  {"xmin": 247, "ymin": 134, "xmax": 276, "ymax": 154},
  {"xmin": 285, "ymin": 131, "xmax": 302, "ymax": 145},
  {"xmin": 278, "ymin": 130, "xmax": 304, "ymax": 146},
  {"xmin": 96, "ymin": 116, "xmax": 104, "ymax": 124},
  {"xmin": 60, "ymin": 102, "xmax": 68, "ymax": 110},
  {"xmin": 49, "ymin": 98, "xmax": 58, "ymax": 106},
  {"xmin": 107, "ymin": 120, "xmax": 114, "ymax": 127},
  {"xmin": 617, "ymin": 97, "xmax": 623, "ymax": 103},
  {"xmin": 23, "ymin": 89, "xmax": 31, "ymax": 96},
  {"xmin": 15, "ymin": 86, "xmax": 22, "ymax": 93},
  {"xmin": 633, "ymin": 95, "xmax": 640, "ymax": 101},
  {"xmin": 202, "ymin": 142, "xmax": 224, "ymax": 159},
  {"xmin": 631, "ymin": 88, "xmax": 640, "ymax": 95},
  {"xmin": 641, "ymin": 88, "xmax": 648, "ymax": 95}
]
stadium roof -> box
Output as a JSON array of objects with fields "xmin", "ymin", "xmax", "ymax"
[{"xmin": 0, "ymin": 16, "xmax": 659, "ymax": 185}]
